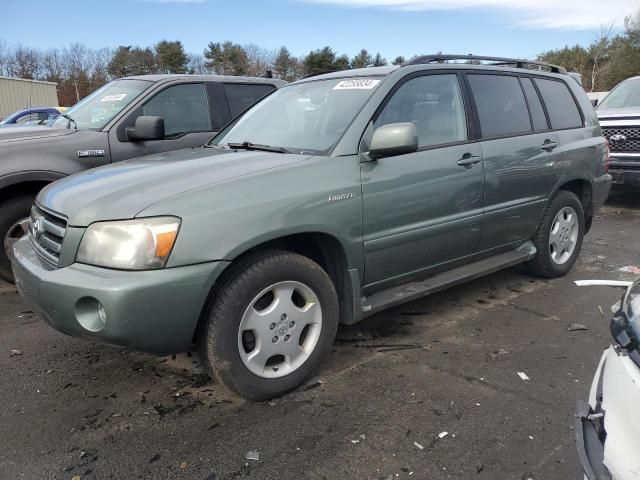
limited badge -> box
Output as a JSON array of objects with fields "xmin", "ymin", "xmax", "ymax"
[{"xmin": 77, "ymin": 149, "xmax": 105, "ymax": 158}]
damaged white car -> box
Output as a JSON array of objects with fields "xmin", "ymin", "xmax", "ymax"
[{"xmin": 575, "ymin": 279, "xmax": 640, "ymax": 480}]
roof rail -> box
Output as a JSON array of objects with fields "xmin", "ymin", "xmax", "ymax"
[{"xmin": 404, "ymin": 54, "xmax": 567, "ymax": 74}]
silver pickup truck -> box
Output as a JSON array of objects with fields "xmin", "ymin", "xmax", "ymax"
[{"xmin": 597, "ymin": 76, "xmax": 640, "ymax": 189}]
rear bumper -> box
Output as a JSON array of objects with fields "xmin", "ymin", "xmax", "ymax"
[
  {"xmin": 591, "ymin": 173, "xmax": 612, "ymax": 212},
  {"xmin": 11, "ymin": 235, "xmax": 227, "ymax": 355}
]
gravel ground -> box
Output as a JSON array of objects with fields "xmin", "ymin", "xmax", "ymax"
[{"xmin": 1, "ymin": 193, "xmax": 639, "ymax": 480}]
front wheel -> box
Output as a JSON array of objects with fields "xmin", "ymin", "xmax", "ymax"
[
  {"xmin": 200, "ymin": 251, "xmax": 339, "ymax": 400},
  {"xmin": 527, "ymin": 190, "xmax": 584, "ymax": 278},
  {"xmin": 0, "ymin": 195, "xmax": 34, "ymax": 283}
]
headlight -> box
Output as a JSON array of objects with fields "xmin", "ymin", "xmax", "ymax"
[{"xmin": 77, "ymin": 217, "xmax": 180, "ymax": 270}]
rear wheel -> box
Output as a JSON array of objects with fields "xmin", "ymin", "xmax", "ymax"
[
  {"xmin": 0, "ymin": 195, "xmax": 34, "ymax": 283},
  {"xmin": 200, "ymin": 250, "xmax": 339, "ymax": 400},
  {"xmin": 527, "ymin": 190, "xmax": 584, "ymax": 278}
]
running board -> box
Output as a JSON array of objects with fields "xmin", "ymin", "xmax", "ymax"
[{"xmin": 361, "ymin": 241, "xmax": 536, "ymax": 318}]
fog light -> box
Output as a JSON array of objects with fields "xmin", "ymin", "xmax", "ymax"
[{"xmin": 75, "ymin": 297, "xmax": 107, "ymax": 332}]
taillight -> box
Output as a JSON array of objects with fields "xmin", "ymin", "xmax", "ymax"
[{"xmin": 603, "ymin": 140, "xmax": 610, "ymax": 174}]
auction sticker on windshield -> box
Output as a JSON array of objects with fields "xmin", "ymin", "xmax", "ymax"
[
  {"xmin": 333, "ymin": 79, "xmax": 380, "ymax": 90},
  {"xmin": 100, "ymin": 94, "xmax": 127, "ymax": 102}
]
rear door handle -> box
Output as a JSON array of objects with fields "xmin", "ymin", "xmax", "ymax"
[
  {"xmin": 457, "ymin": 154, "xmax": 481, "ymax": 167},
  {"xmin": 540, "ymin": 140, "xmax": 559, "ymax": 152}
]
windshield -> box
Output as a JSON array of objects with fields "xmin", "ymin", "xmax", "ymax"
[
  {"xmin": 50, "ymin": 79, "xmax": 151, "ymax": 130},
  {"xmin": 212, "ymin": 77, "xmax": 383, "ymax": 155},
  {"xmin": 598, "ymin": 78, "xmax": 640, "ymax": 109}
]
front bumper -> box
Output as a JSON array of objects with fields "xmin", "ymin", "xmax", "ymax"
[
  {"xmin": 609, "ymin": 154, "xmax": 640, "ymax": 189},
  {"xmin": 11, "ymin": 236, "xmax": 228, "ymax": 354}
]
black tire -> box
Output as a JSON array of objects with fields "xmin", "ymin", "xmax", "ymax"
[
  {"xmin": 527, "ymin": 190, "xmax": 584, "ymax": 278},
  {"xmin": 200, "ymin": 250, "xmax": 339, "ymax": 401},
  {"xmin": 0, "ymin": 195, "xmax": 34, "ymax": 283}
]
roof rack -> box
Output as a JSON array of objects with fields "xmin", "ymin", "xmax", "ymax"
[{"xmin": 404, "ymin": 54, "xmax": 567, "ymax": 74}]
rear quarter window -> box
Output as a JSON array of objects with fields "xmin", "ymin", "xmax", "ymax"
[
  {"xmin": 224, "ymin": 84, "xmax": 275, "ymax": 118},
  {"xmin": 535, "ymin": 78, "xmax": 583, "ymax": 130},
  {"xmin": 468, "ymin": 74, "xmax": 532, "ymax": 138}
]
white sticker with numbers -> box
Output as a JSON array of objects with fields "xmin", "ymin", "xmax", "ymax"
[
  {"xmin": 333, "ymin": 79, "xmax": 380, "ymax": 90},
  {"xmin": 100, "ymin": 93, "xmax": 127, "ymax": 102}
]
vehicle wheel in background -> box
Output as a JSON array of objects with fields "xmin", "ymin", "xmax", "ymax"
[{"xmin": 0, "ymin": 195, "xmax": 34, "ymax": 283}]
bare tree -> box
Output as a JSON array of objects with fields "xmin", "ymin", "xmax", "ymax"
[
  {"xmin": 589, "ymin": 24, "xmax": 614, "ymax": 92},
  {"xmin": 244, "ymin": 43, "xmax": 275, "ymax": 76},
  {"xmin": 0, "ymin": 39, "xmax": 10, "ymax": 76},
  {"xmin": 9, "ymin": 45, "xmax": 41, "ymax": 79},
  {"xmin": 187, "ymin": 53, "xmax": 209, "ymax": 74}
]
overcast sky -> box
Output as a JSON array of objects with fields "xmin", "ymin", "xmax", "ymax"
[{"xmin": 2, "ymin": 0, "xmax": 638, "ymax": 60}]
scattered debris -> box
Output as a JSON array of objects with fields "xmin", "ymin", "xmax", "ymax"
[
  {"xmin": 438, "ymin": 431, "xmax": 449, "ymax": 439},
  {"xmin": 72, "ymin": 476, "xmax": 80, "ymax": 480},
  {"xmin": 598, "ymin": 305, "xmax": 604, "ymax": 317},
  {"xmin": 567, "ymin": 323, "xmax": 589, "ymax": 332},
  {"xmin": 529, "ymin": 435, "xmax": 534, "ymax": 440},
  {"xmin": 619, "ymin": 265, "xmax": 640, "ymax": 274},
  {"xmin": 245, "ymin": 451, "xmax": 260, "ymax": 461},
  {"xmin": 351, "ymin": 434, "xmax": 366, "ymax": 444},
  {"xmin": 476, "ymin": 462, "xmax": 484, "ymax": 473},
  {"xmin": 179, "ymin": 461, "xmax": 187, "ymax": 469},
  {"xmin": 489, "ymin": 347, "xmax": 510, "ymax": 358},
  {"xmin": 517, "ymin": 372, "xmax": 530, "ymax": 381},
  {"xmin": 302, "ymin": 381, "xmax": 323, "ymax": 392},
  {"xmin": 149, "ymin": 453, "xmax": 161, "ymax": 463},
  {"xmin": 10, "ymin": 349, "xmax": 22, "ymax": 356},
  {"xmin": 413, "ymin": 441, "xmax": 424, "ymax": 450}
]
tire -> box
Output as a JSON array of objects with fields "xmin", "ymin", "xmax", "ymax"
[
  {"xmin": 200, "ymin": 250, "xmax": 339, "ymax": 401},
  {"xmin": 527, "ymin": 190, "xmax": 584, "ymax": 278},
  {"xmin": 0, "ymin": 195, "xmax": 34, "ymax": 283}
]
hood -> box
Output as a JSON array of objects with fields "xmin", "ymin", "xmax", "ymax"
[
  {"xmin": 596, "ymin": 107, "xmax": 640, "ymax": 120},
  {"xmin": 0, "ymin": 125, "xmax": 75, "ymax": 142},
  {"xmin": 38, "ymin": 147, "xmax": 309, "ymax": 226}
]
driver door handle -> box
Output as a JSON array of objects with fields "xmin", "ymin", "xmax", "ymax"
[
  {"xmin": 540, "ymin": 140, "xmax": 559, "ymax": 152},
  {"xmin": 457, "ymin": 154, "xmax": 481, "ymax": 167}
]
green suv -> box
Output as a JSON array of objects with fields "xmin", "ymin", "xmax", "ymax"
[{"xmin": 12, "ymin": 55, "xmax": 612, "ymax": 400}]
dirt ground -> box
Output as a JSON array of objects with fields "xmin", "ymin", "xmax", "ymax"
[{"xmin": 1, "ymin": 193, "xmax": 639, "ymax": 480}]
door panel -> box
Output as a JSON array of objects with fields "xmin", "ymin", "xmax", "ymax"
[
  {"xmin": 479, "ymin": 132, "xmax": 562, "ymax": 250},
  {"xmin": 362, "ymin": 143, "xmax": 484, "ymax": 287},
  {"xmin": 109, "ymin": 82, "xmax": 217, "ymax": 163}
]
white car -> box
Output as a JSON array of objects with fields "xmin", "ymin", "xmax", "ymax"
[{"xmin": 575, "ymin": 280, "xmax": 640, "ymax": 480}]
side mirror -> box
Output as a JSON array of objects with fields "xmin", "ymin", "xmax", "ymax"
[
  {"xmin": 369, "ymin": 123, "xmax": 418, "ymax": 159},
  {"xmin": 591, "ymin": 99, "xmax": 598, "ymax": 107},
  {"xmin": 126, "ymin": 116, "xmax": 164, "ymax": 142}
]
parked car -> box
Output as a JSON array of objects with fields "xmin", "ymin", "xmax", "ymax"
[
  {"xmin": 0, "ymin": 107, "xmax": 66, "ymax": 126},
  {"xmin": 12, "ymin": 55, "xmax": 611, "ymax": 400},
  {"xmin": 0, "ymin": 74, "xmax": 285, "ymax": 282},
  {"xmin": 575, "ymin": 279, "xmax": 640, "ymax": 480},
  {"xmin": 596, "ymin": 76, "xmax": 640, "ymax": 189}
]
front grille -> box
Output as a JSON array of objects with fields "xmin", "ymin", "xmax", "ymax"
[
  {"xmin": 602, "ymin": 127, "xmax": 640, "ymax": 153},
  {"xmin": 29, "ymin": 205, "xmax": 67, "ymax": 265}
]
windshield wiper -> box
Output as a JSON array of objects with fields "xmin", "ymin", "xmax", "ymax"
[
  {"xmin": 60, "ymin": 113, "xmax": 78, "ymax": 130},
  {"xmin": 227, "ymin": 141, "xmax": 290, "ymax": 154}
]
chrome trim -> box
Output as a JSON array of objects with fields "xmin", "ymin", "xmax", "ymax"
[{"xmin": 599, "ymin": 119, "xmax": 640, "ymax": 127}]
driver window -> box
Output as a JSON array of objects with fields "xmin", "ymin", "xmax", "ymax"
[
  {"xmin": 142, "ymin": 83, "xmax": 212, "ymax": 138},
  {"xmin": 374, "ymin": 74, "xmax": 467, "ymax": 148}
]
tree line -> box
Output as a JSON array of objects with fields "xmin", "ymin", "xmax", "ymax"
[
  {"xmin": 538, "ymin": 10, "xmax": 640, "ymax": 91},
  {"xmin": 0, "ymin": 8, "xmax": 638, "ymax": 106}
]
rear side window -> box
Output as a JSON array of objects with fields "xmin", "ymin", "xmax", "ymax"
[
  {"xmin": 224, "ymin": 84, "xmax": 275, "ymax": 118},
  {"xmin": 520, "ymin": 78, "xmax": 548, "ymax": 131},
  {"xmin": 468, "ymin": 74, "xmax": 531, "ymax": 138},
  {"xmin": 535, "ymin": 79, "xmax": 582, "ymax": 130}
]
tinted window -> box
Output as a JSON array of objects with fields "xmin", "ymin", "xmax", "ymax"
[
  {"xmin": 520, "ymin": 78, "xmax": 548, "ymax": 131},
  {"xmin": 535, "ymin": 79, "xmax": 582, "ymax": 130},
  {"xmin": 143, "ymin": 83, "xmax": 211, "ymax": 137},
  {"xmin": 468, "ymin": 74, "xmax": 531, "ymax": 137},
  {"xmin": 375, "ymin": 74, "xmax": 467, "ymax": 148},
  {"xmin": 224, "ymin": 84, "xmax": 274, "ymax": 118}
]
